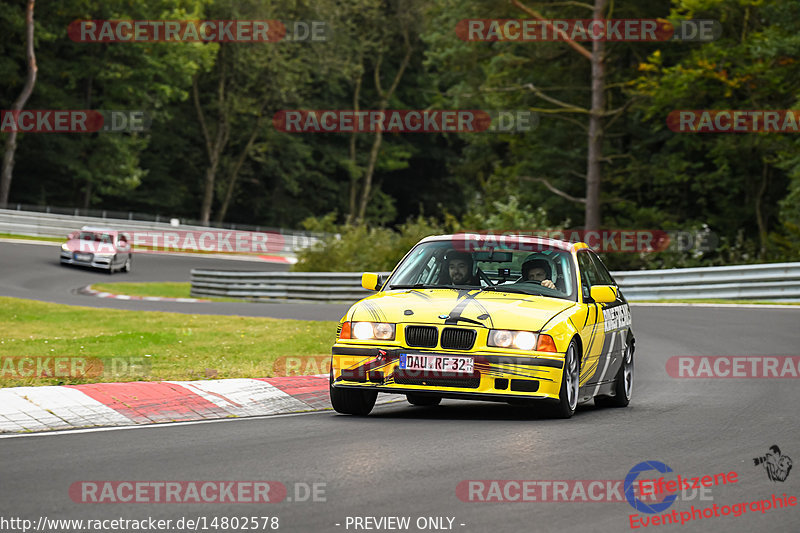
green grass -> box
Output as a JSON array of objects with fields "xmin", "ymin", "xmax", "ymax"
[
  {"xmin": 0, "ymin": 233, "xmax": 61, "ymax": 242},
  {"xmin": 636, "ymin": 298, "xmax": 800, "ymax": 305},
  {"xmin": 91, "ymin": 282, "xmax": 243, "ymax": 303},
  {"xmin": 0, "ymin": 296, "xmax": 335, "ymax": 387},
  {"xmin": 93, "ymin": 282, "xmax": 193, "ymax": 299}
]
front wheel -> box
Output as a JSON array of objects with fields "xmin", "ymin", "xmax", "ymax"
[
  {"xmin": 595, "ymin": 341, "xmax": 633, "ymax": 408},
  {"xmin": 330, "ymin": 385, "xmax": 377, "ymax": 416},
  {"xmin": 550, "ymin": 340, "xmax": 580, "ymax": 418}
]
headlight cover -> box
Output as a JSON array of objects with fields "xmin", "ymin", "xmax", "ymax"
[
  {"xmin": 488, "ymin": 329, "xmax": 539, "ymax": 351},
  {"xmin": 349, "ymin": 322, "xmax": 396, "ymax": 341}
]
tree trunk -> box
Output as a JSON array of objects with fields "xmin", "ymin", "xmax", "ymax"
[
  {"xmin": 194, "ymin": 52, "xmax": 230, "ymax": 225},
  {"xmin": 216, "ymin": 101, "xmax": 267, "ymax": 223},
  {"xmin": 584, "ymin": 0, "xmax": 606, "ymax": 231},
  {"xmin": 0, "ymin": 0, "xmax": 37, "ymax": 206},
  {"xmin": 755, "ymin": 159, "xmax": 769, "ymax": 259},
  {"xmin": 356, "ymin": 125, "xmax": 384, "ymax": 223},
  {"xmin": 345, "ymin": 51, "xmax": 364, "ymax": 225},
  {"xmin": 355, "ymin": 33, "xmax": 412, "ymax": 224}
]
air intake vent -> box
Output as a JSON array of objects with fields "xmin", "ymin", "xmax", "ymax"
[
  {"xmin": 441, "ymin": 328, "xmax": 476, "ymax": 350},
  {"xmin": 394, "ymin": 370, "xmax": 480, "ymax": 389},
  {"xmin": 405, "ymin": 325, "xmax": 438, "ymax": 348}
]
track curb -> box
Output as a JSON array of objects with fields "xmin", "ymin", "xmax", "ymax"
[{"xmin": 0, "ymin": 375, "xmax": 392, "ymax": 434}]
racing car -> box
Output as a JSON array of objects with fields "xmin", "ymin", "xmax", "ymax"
[{"xmin": 329, "ymin": 233, "xmax": 634, "ymax": 418}]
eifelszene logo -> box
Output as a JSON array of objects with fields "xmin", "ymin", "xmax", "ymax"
[{"xmin": 753, "ymin": 445, "xmax": 793, "ymax": 482}]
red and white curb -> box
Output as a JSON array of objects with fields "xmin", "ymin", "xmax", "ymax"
[
  {"xmin": 79, "ymin": 285, "xmax": 209, "ymax": 303},
  {"xmin": 0, "ymin": 376, "xmax": 395, "ymax": 433}
]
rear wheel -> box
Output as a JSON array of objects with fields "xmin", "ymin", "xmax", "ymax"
[
  {"xmin": 550, "ymin": 339, "xmax": 580, "ymax": 418},
  {"xmin": 406, "ymin": 393, "xmax": 441, "ymax": 406},
  {"xmin": 595, "ymin": 341, "xmax": 633, "ymax": 408},
  {"xmin": 122, "ymin": 256, "xmax": 132, "ymax": 273},
  {"xmin": 330, "ymin": 385, "xmax": 377, "ymax": 416}
]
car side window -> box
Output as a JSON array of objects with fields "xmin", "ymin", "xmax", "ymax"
[
  {"xmin": 577, "ymin": 251, "xmax": 600, "ymax": 300},
  {"xmin": 589, "ymin": 251, "xmax": 615, "ymax": 286}
]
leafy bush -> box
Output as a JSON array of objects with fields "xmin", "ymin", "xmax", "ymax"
[{"xmin": 292, "ymin": 215, "xmax": 445, "ymax": 272}]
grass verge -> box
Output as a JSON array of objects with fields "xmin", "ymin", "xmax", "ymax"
[
  {"xmin": 0, "ymin": 296, "xmax": 335, "ymax": 387},
  {"xmin": 93, "ymin": 282, "xmax": 193, "ymax": 299},
  {"xmin": 90, "ymin": 282, "xmax": 244, "ymax": 303},
  {"xmin": 0, "ymin": 233, "xmax": 61, "ymax": 242}
]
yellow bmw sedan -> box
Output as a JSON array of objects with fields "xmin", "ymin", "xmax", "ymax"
[{"xmin": 330, "ymin": 233, "xmax": 634, "ymax": 418}]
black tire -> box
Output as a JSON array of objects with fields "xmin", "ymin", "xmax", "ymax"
[
  {"xmin": 122, "ymin": 256, "xmax": 132, "ymax": 273},
  {"xmin": 549, "ymin": 339, "xmax": 580, "ymax": 418},
  {"xmin": 595, "ymin": 340, "xmax": 634, "ymax": 408},
  {"xmin": 406, "ymin": 393, "xmax": 442, "ymax": 406},
  {"xmin": 330, "ymin": 385, "xmax": 377, "ymax": 416}
]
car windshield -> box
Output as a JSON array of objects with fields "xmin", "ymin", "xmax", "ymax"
[
  {"xmin": 386, "ymin": 238, "xmax": 578, "ymax": 301},
  {"xmin": 78, "ymin": 232, "xmax": 114, "ymax": 243}
]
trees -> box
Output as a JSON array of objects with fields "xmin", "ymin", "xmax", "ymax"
[{"xmin": 0, "ymin": 0, "xmax": 37, "ymax": 206}]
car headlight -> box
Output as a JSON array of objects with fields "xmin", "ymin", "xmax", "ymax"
[
  {"xmin": 488, "ymin": 329, "xmax": 539, "ymax": 351},
  {"xmin": 349, "ymin": 321, "xmax": 396, "ymax": 341},
  {"xmin": 61, "ymin": 243, "xmax": 70, "ymax": 251}
]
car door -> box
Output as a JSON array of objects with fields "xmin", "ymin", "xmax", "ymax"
[
  {"xmin": 586, "ymin": 250, "xmax": 630, "ymax": 388},
  {"xmin": 575, "ymin": 250, "xmax": 605, "ymax": 387}
]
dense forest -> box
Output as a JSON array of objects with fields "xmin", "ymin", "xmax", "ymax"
[{"xmin": 2, "ymin": 0, "xmax": 799, "ymax": 270}]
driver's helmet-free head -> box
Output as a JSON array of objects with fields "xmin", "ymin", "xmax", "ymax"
[
  {"xmin": 444, "ymin": 250, "xmax": 474, "ymax": 271},
  {"xmin": 443, "ymin": 250, "xmax": 474, "ymax": 282},
  {"xmin": 522, "ymin": 254, "xmax": 553, "ymax": 281}
]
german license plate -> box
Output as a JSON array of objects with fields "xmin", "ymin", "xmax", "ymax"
[
  {"xmin": 399, "ymin": 354, "xmax": 474, "ymax": 374},
  {"xmin": 74, "ymin": 253, "xmax": 92, "ymax": 261}
]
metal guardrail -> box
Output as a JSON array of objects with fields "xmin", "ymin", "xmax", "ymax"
[
  {"xmin": 0, "ymin": 208, "xmax": 321, "ymax": 253},
  {"xmin": 612, "ymin": 262, "xmax": 800, "ymax": 301},
  {"xmin": 191, "ymin": 263, "xmax": 800, "ymax": 303},
  {"xmin": 190, "ymin": 271, "xmax": 392, "ymax": 302}
]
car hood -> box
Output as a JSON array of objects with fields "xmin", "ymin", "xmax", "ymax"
[{"xmin": 348, "ymin": 289, "xmax": 576, "ymax": 332}]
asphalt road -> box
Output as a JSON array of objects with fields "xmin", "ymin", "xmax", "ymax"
[
  {"xmin": 1, "ymin": 241, "xmax": 799, "ymax": 532},
  {"xmin": 0, "ymin": 241, "xmax": 351, "ymax": 321}
]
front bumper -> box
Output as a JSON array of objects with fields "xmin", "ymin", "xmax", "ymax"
[
  {"xmin": 331, "ymin": 344, "xmax": 565, "ymax": 401},
  {"xmin": 60, "ymin": 251, "xmax": 114, "ymax": 270}
]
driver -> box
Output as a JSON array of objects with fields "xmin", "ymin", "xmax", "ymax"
[
  {"xmin": 521, "ymin": 256, "xmax": 557, "ymax": 289},
  {"xmin": 443, "ymin": 250, "xmax": 479, "ymax": 285}
]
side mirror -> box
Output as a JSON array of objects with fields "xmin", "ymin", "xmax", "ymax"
[
  {"xmin": 590, "ymin": 285, "xmax": 618, "ymax": 304},
  {"xmin": 361, "ymin": 272, "xmax": 383, "ymax": 291}
]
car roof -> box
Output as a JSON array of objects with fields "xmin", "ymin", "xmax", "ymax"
[{"xmin": 417, "ymin": 233, "xmax": 588, "ymax": 253}]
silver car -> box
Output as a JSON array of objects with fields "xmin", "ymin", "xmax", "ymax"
[{"xmin": 60, "ymin": 226, "xmax": 132, "ymax": 273}]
